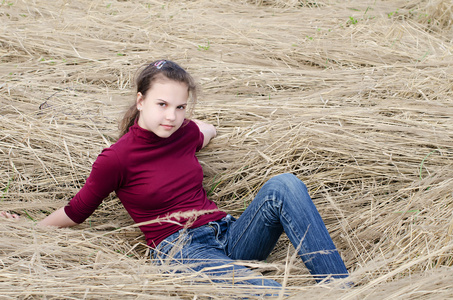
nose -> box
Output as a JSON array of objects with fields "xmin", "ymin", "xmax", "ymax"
[{"xmin": 166, "ymin": 108, "xmax": 176, "ymax": 121}]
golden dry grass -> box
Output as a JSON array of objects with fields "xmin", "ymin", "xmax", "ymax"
[{"xmin": 1, "ymin": 0, "xmax": 452, "ymax": 298}]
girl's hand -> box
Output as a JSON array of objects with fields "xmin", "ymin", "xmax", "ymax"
[
  {"xmin": 0, "ymin": 211, "xmax": 20, "ymax": 220},
  {"xmin": 192, "ymin": 119, "xmax": 217, "ymax": 148}
]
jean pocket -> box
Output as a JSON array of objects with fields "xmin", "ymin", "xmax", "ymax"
[{"xmin": 152, "ymin": 230, "xmax": 186, "ymax": 260}]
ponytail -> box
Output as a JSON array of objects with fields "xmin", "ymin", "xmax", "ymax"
[{"xmin": 119, "ymin": 103, "xmax": 139, "ymax": 138}]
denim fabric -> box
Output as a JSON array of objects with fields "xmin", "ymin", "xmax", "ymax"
[{"xmin": 150, "ymin": 173, "xmax": 348, "ymax": 287}]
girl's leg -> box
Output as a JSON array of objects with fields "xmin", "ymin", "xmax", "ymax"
[
  {"xmin": 151, "ymin": 222, "xmax": 282, "ymax": 288},
  {"xmin": 225, "ymin": 173, "xmax": 348, "ymax": 282}
]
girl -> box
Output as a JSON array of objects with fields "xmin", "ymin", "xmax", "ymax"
[{"xmin": 1, "ymin": 60, "xmax": 348, "ymax": 288}]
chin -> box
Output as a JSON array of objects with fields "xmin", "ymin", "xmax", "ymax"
[{"xmin": 156, "ymin": 131, "xmax": 175, "ymax": 138}]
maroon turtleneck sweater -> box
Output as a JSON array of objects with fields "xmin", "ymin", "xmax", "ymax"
[{"xmin": 64, "ymin": 120, "xmax": 226, "ymax": 247}]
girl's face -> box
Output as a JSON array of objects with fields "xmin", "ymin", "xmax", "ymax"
[{"xmin": 136, "ymin": 78, "xmax": 189, "ymax": 138}]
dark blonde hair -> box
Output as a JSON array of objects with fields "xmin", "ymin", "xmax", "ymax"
[{"xmin": 119, "ymin": 60, "xmax": 197, "ymax": 138}]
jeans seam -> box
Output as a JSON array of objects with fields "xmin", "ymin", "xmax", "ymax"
[
  {"xmin": 228, "ymin": 197, "xmax": 277, "ymax": 256},
  {"xmin": 281, "ymin": 209, "xmax": 309, "ymax": 256}
]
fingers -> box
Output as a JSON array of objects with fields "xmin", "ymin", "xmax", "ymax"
[{"xmin": 0, "ymin": 211, "xmax": 20, "ymax": 220}]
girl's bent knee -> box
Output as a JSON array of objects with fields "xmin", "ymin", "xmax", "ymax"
[{"xmin": 270, "ymin": 173, "xmax": 306, "ymax": 190}]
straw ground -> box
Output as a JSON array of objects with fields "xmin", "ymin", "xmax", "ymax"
[{"xmin": 1, "ymin": 0, "xmax": 452, "ymax": 298}]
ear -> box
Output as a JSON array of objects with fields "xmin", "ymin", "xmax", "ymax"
[{"xmin": 136, "ymin": 92, "xmax": 144, "ymax": 110}]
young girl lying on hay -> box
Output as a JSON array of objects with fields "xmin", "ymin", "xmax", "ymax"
[{"xmin": 1, "ymin": 60, "xmax": 348, "ymax": 289}]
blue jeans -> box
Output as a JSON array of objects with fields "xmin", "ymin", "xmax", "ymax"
[{"xmin": 150, "ymin": 173, "xmax": 348, "ymax": 287}]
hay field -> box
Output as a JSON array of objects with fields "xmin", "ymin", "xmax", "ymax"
[{"xmin": 1, "ymin": 0, "xmax": 452, "ymax": 298}]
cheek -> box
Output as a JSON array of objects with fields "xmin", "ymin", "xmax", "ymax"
[
  {"xmin": 147, "ymin": 108, "xmax": 161, "ymax": 118},
  {"xmin": 178, "ymin": 110, "xmax": 187, "ymax": 118}
]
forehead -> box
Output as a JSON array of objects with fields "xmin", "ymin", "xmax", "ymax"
[
  {"xmin": 151, "ymin": 76, "xmax": 188, "ymax": 90},
  {"xmin": 146, "ymin": 78, "xmax": 189, "ymax": 104}
]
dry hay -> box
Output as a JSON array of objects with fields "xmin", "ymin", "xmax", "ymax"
[{"xmin": 1, "ymin": 0, "xmax": 452, "ymax": 298}]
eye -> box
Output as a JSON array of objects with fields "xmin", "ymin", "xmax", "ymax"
[
  {"xmin": 177, "ymin": 105, "xmax": 186, "ymax": 110},
  {"xmin": 158, "ymin": 102, "xmax": 166, "ymax": 107}
]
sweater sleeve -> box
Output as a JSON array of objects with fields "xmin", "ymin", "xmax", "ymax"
[
  {"xmin": 64, "ymin": 148, "xmax": 123, "ymax": 224},
  {"xmin": 193, "ymin": 122, "xmax": 205, "ymax": 152}
]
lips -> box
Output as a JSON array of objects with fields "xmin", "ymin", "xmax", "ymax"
[{"xmin": 161, "ymin": 124, "xmax": 174, "ymax": 130}]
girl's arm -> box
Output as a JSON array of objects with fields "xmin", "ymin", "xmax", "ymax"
[
  {"xmin": 1, "ymin": 207, "xmax": 77, "ymax": 228},
  {"xmin": 2, "ymin": 147, "xmax": 122, "ymax": 228},
  {"xmin": 38, "ymin": 207, "xmax": 78, "ymax": 227},
  {"xmin": 192, "ymin": 119, "xmax": 216, "ymax": 148}
]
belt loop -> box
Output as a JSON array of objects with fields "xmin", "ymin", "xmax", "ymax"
[{"xmin": 208, "ymin": 221, "xmax": 221, "ymax": 239}]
